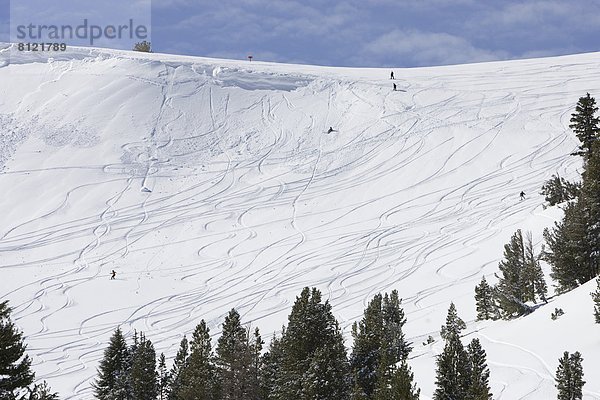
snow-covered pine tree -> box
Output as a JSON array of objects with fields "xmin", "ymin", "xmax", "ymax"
[
  {"xmin": 157, "ymin": 353, "xmax": 169, "ymax": 400},
  {"xmin": 350, "ymin": 293, "xmax": 383, "ymax": 398},
  {"xmin": 544, "ymin": 201, "xmax": 589, "ymax": 292},
  {"xmin": 260, "ymin": 331, "xmax": 283, "ymax": 400},
  {"xmin": 130, "ymin": 332, "xmax": 157, "ymax": 400},
  {"xmin": 495, "ymin": 229, "xmax": 535, "ymax": 318},
  {"xmin": 580, "ymin": 140, "xmax": 600, "ymax": 280},
  {"xmin": 382, "ymin": 290, "xmax": 412, "ymax": 362},
  {"xmin": 434, "ymin": 303, "xmax": 471, "ymax": 400},
  {"xmin": 351, "ymin": 290, "xmax": 411, "ymax": 399},
  {"xmin": 216, "ymin": 308, "xmax": 254, "ymax": 400},
  {"xmin": 440, "ymin": 302, "xmax": 466, "ymax": 341},
  {"xmin": 177, "ymin": 321, "xmax": 220, "ymax": 400},
  {"xmin": 92, "ymin": 327, "xmax": 132, "ymax": 400},
  {"xmin": 466, "ymin": 338, "xmax": 492, "ymax": 400},
  {"xmin": 390, "ymin": 360, "xmax": 420, "ymax": 400},
  {"xmin": 555, "ymin": 351, "xmax": 585, "ymax": 400},
  {"xmin": 592, "ymin": 277, "xmax": 600, "ymax": 323},
  {"xmin": 0, "ymin": 301, "xmax": 35, "ymax": 400},
  {"xmin": 474, "ymin": 276, "xmax": 499, "ymax": 320},
  {"xmin": 167, "ymin": 336, "xmax": 188, "ymax": 400},
  {"xmin": 24, "ymin": 381, "xmax": 59, "ymax": 400},
  {"xmin": 569, "ymin": 93, "xmax": 600, "ymax": 160},
  {"xmin": 248, "ymin": 328, "xmax": 264, "ymax": 400},
  {"xmin": 271, "ymin": 287, "xmax": 349, "ymax": 400},
  {"xmin": 524, "ymin": 232, "xmax": 548, "ymax": 303}
]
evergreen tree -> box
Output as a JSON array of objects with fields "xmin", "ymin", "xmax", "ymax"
[
  {"xmin": 350, "ymin": 294, "xmax": 383, "ymax": 398},
  {"xmin": 466, "ymin": 338, "xmax": 492, "ymax": 400},
  {"xmin": 592, "ymin": 276, "xmax": 600, "ymax": 323},
  {"xmin": 260, "ymin": 332, "xmax": 283, "ymax": 400},
  {"xmin": 24, "ymin": 381, "xmax": 59, "ymax": 400},
  {"xmin": 569, "ymin": 93, "xmax": 600, "ymax": 159},
  {"xmin": 524, "ymin": 232, "xmax": 548, "ymax": 304},
  {"xmin": 434, "ymin": 303, "xmax": 471, "ymax": 400},
  {"xmin": 440, "ymin": 302, "xmax": 466, "ymax": 341},
  {"xmin": 249, "ymin": 328, "xmax": 264, "ymax": 400},
  {"xmin": 544, "ymin": 201, "xmax": 589, "ymax": 292},
  {"xmin": 157, "ymin": 353, "xmax": 169, "ymax": 400},
  {"xmin": 541, "ymin": 174, "xmax": 580, "ymax": 206},
  {"xmin": 216, "ymin": 309, "xmax": 262, "ymax": 400},
  {"xmin": 0, "ymin": 301, "xmax": 35, "ymax": 400},
  {"xmin": 167, "ymin": 336, "xmax": 188, "ymax": 400},
  {"xmin": 271, "ymin": 287, "xmax": 349, "ymax": 400},
  {"xmin": 178, "ymin": 321, "xmax": 219, "ymax": 400},
  {"xmin": 555, "ymin": 351, "xmax": 585, "ymax": 400},
  {"xmin": 474, "ymin": 277, "xmax": 499, "ymax": 320},
  {"xmin": 92, "ymin": 328, "xmax": 132, "ymax": 400},
  {"xmin": 495, "ymin": 229, "xmax": 535, "ymax": 318},
  {"xmin": 389, "ymin": 360, "xmax": 420, "ymax": 400},
  {"xmin": 133, "ymin": 41, "xmax": 153, "ymax": 53},
  {"xmin": 350, "ymin": 291, "xmax": 411, "ymax": 399},
  {"xmin": 130, "ymin": 332, "xmax": 157, "ymax": 400},
  {"xmin": 579, "ymin": 140, "xmax": 600, "ymax": 279}
]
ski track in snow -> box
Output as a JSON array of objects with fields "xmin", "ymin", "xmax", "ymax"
[{"xmin": 1, "ymin": 47, "xmax": 599, "ymax": 399}]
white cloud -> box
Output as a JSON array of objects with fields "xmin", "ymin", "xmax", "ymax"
[{"xmin": 362, "ymin": 29, "xmax": 506, "ymax": 67}]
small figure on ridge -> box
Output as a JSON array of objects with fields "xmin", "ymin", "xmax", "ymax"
[
  {"xmin": 520, "ymin": 191, "xmax": 526, "ymax": 201},
  {"xmin": 327, "ymin": 127, "xmax": 335, "ymax": 134},
  {"xmin": 390, "ymin": 71, "xmax": 395, "ymax": 80},
  {"xmin": 110, "ymin": 270, "xmax": 116, "ymax": 280},
  {"xmin": 393, "ymin": 83, "xmax": 397, "ymax": 91}
]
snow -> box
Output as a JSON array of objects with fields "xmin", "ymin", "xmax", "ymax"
[{"xmin": 1, "ymin": 43, "xmax": 599, "ymax": 399}]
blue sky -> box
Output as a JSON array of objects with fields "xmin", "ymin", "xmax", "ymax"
[{"xmin": 3, "ymin": 0, "xmax": 600, "ymax": 67}]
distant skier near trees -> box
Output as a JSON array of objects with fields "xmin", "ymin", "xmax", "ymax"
[
  {"xmin": 390, "ymin": 71, "xmax": 395, "ymax": 79},
  {"xmin": 111, "ymin": 270, "xmax": 116, "ymax": 280},
  {"xmin": 520, "ymin": 191, "xmax": 526, "ymax": 201}
]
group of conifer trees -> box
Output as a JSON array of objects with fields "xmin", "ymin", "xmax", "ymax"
[{"xmin": 91, "ymin": 288, "xmax": 496, "ymax": 400}]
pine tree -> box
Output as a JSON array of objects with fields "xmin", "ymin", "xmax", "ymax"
[
  {"xmin": 178, "ymin": 320, "xmax": 219, "ymax": 400},
  {"xmin": 249, "ymin": 328, "xmax": 264, "ymax": 400},
  {"xmin": 0, "ymin": 301, "xmax": 35, "ymax": 400},
  {"xmin": 167, "ymin": 336, "xmax": 188, "ymax": 400},
  {"xmin": 544, "ymin": 201, "xmax": 589, "ymax": 292},
  {"xmin": 569, "ymin": 93, "xmax": 600, "ymax": 160},
  {"xmin": 157, "ymin": 353, "xmax": 169, "ymax": 400},
  {"xmin": 580, "ymin": 140, "xmax": 600, "ymax": 279},
  {"xmin": 434, "ymin": 303, "xmax": 471, "ymax": 400},
  {"xmin": 474, "ymin": 277, "xmax": 499, "ymax": 320},
  {"xmin": 271, "ymin": 287, "xmax": 350, "ymax": 400},
  {"xmin": 495, "ymin": 229, "xmax": 535, "ymax": 318},
  {"xmin": 592, "ymin": 276, "xmax": 600, "ymax": 323},
  {"xmin": 24, "ymin": 381, "xmax": 59, "ymax": 400},
  {"xmin": 466, "ymin": 338, "xmax": 492, "ymax": 400},
  {"xmin": 350, "ymin": 294, "xmax": 383, "ymax": 398},
  {"xmin": 390, "ymin": 360, "xmax": 420, "ymax": 400},
  {"xmin": 216, "ymin": 309, "xmax": 254, "ymax": 400},
  {"xmin": 130, "ymin": 332, "xmax": 157, "ymax": 400},
  {"xmin": 524, "ymin": 232, "xmax": 548, "ymax": 304},
  {"xmin": 440, "ymin": 302, "xmax": 466, "ymax": 341},
  {"xmin": 260, "ymin": 332, "xmax": 282, "ymax": 400},
  {"xmin": 555, "ymin": 351, "xmax": 585, "ymax": 400},
  {"xmin": 92, "ymin": 328, "xmax": 132, "ymax": 400},
  {"xmin": 350, "ymin": 291, "xmax": 411, "ymax": 399}
]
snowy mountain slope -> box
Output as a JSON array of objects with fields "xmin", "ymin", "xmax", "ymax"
[{"xmin": 1, "ymin": 43, "xmax": 599, "ymax": 398}]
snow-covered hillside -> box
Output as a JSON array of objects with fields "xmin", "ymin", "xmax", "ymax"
[{"xmin": 1, "ymin": 43, "xmax": 599, "ymax": 399}]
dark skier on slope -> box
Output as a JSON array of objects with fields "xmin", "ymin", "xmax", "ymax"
[
  {"xmin": 390, "ymin": 71, "xmax": 395, "ymax": 79},
  {"xmin": 393, "ymin": 83, "xmax": 397, "ymax": 91},
  {"xmin": 110, "ymin": 270, "xmax": 116, "ymax": 280},
  {"xmin": 327, "ymin": 127, "xmax": 335, "ymax": 134},
  {"xmin": 520, "ymin": 191, "xmax": 526, "ymax": 201}
]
